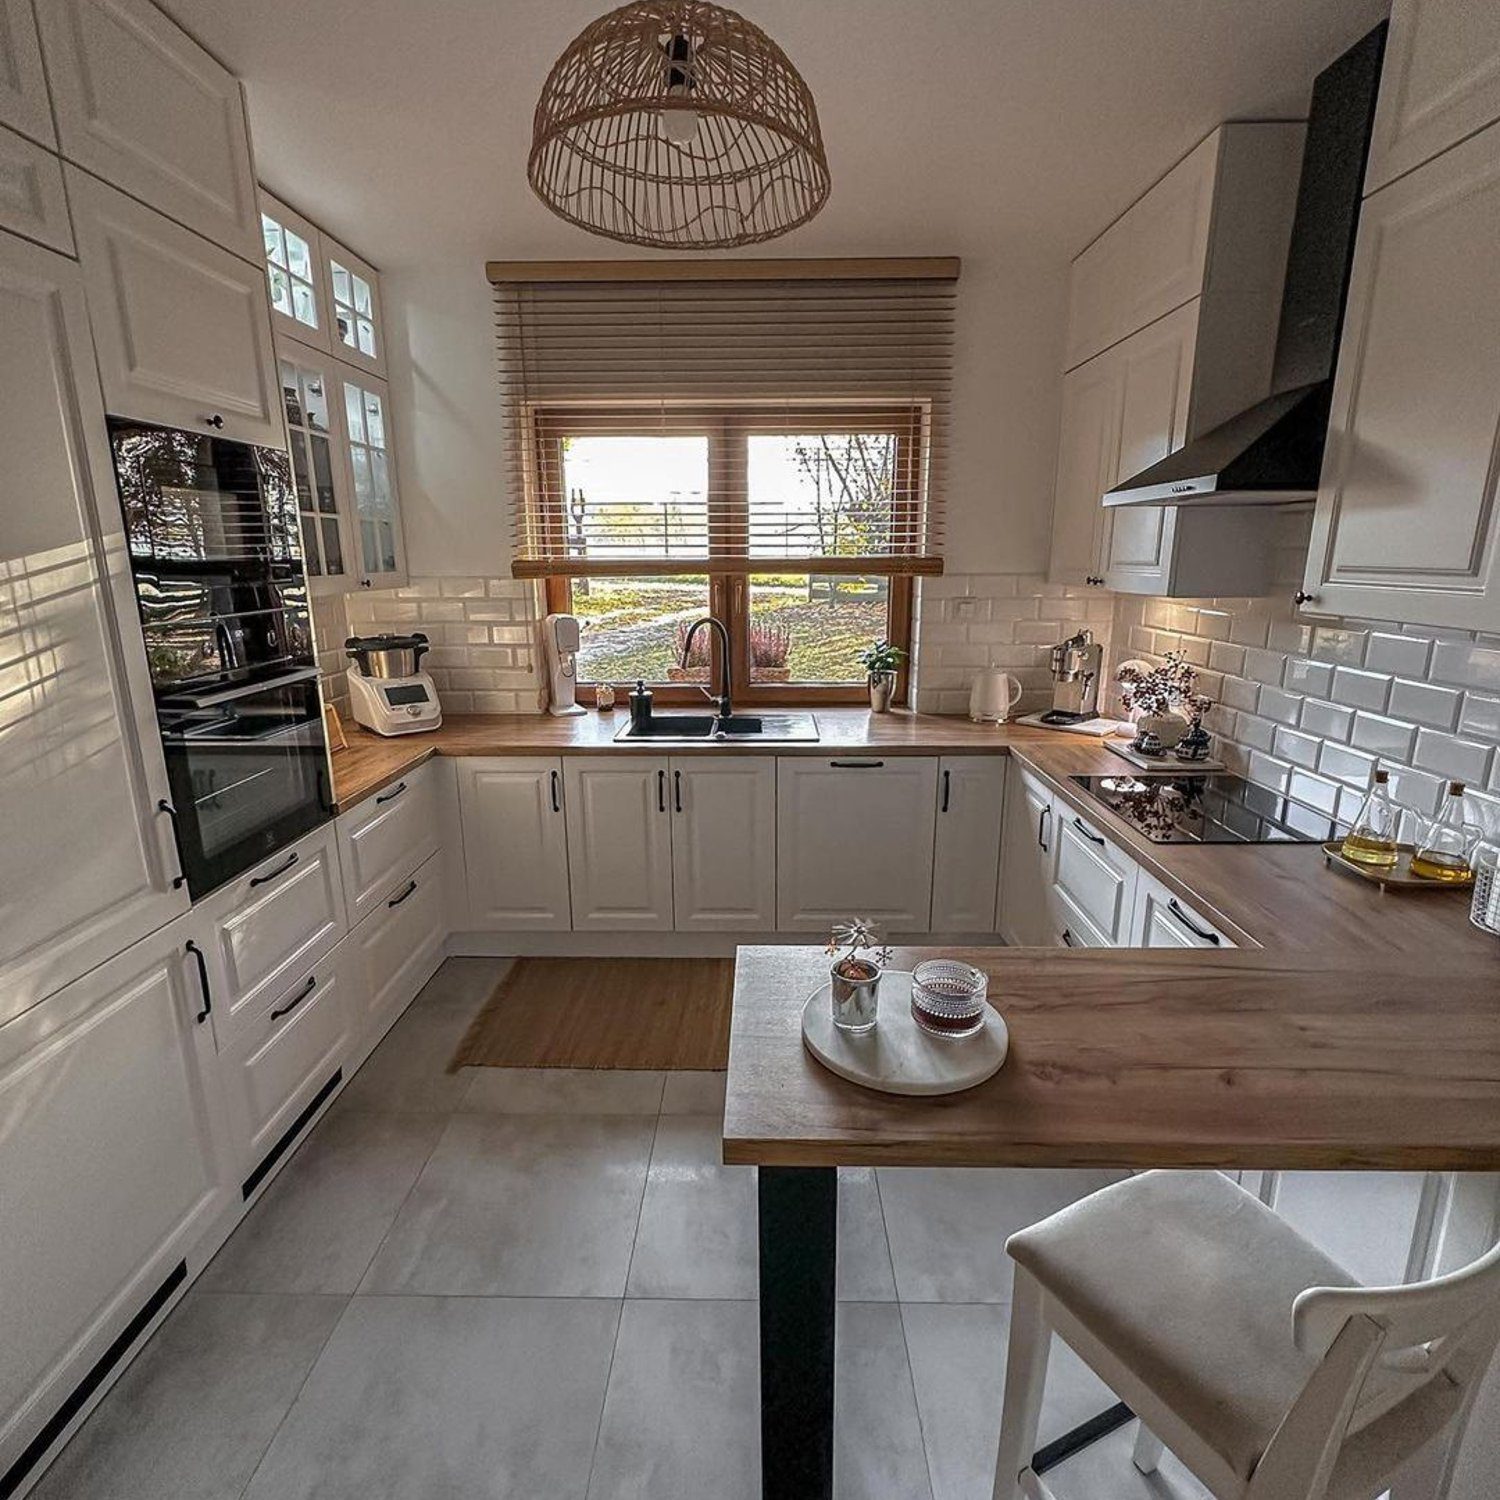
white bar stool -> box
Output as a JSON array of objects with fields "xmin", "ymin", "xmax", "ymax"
[{"xmin": 992, "ymin": 1171, "xmax": 1500, "ymax": 1500}]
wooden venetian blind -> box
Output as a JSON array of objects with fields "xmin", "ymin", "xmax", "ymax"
[{"xmin": 490, "ymin": 259, "xmax": 959, "ymax": 578}]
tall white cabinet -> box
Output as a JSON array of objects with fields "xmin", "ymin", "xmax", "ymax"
[{"xmin": 0, "ymin": 231, "xmax": 188, "ymax": 1021}]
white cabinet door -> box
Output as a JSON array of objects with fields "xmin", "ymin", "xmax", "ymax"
[
  {"xmin": 337, "ymin": 762, "xmax": 440, "ymax": 926},
  {"xmin": 35, "ymin": 0, "xmax": 259, "ymax": 259},
  {"xmin": 0, "ymin": 911, "xmax": 232, "ymax": 1482},
  {"xmin": 564, "ymin": 756, "xmax": 675, "ymax": 931},
  {"xmin": 457, "ymin": 758, "xmax": 572, "ymax": 930},
  {"xmin": 278, "ymin": 341, "xmax": 358, "ymax": 594},
  {"xmin": 338, "ymin": 367, "xmax": 407, "ymax": 590},
  {"xmin": 997, "ymin": 766, "xmax": 1056, "ymax": 946},
  {"xmin": 1366, "ymin": 0, "xmax": 1500, "ymax": 192},
  {"xmin": 70, "ymin": 171, "xmax": 284, "ymax": 446},
  {"xmin": 0, "ymin": 230, "xmax": 189, "ymax": 1023},
  {"xmin": 1051, "ymin": 803, "xmax": 1139, "ymax": 947},
  {"xmin": 0, "ymin": 0, "xmax": 52, "ymax": 146},
  {"xmin": 1101, "ymin": 301, "xmax": 1198, "ymax": 595},
  {"xmin": 261, "ymin": 190, "xmax": 331, "ymax": 353},
  {"xmin": 931, "ymin": 757, "xmax": 1007, "ymax": 932},
  {"xmin": 670, "ymin": 757, "xmax": 776, "ymax": 931},
  {"xmin": 776, "ymin": 757, "xmax": 938, "ymax": 932},
  {"xmin": 0, "ymin": 121, "xmax": 71, "ymax": 252},
  {"xmin": 1047, "ymin": 349, "xmax": 1121, "ymax": 587},
  {"xmin": 1304, "ymin": 121, "xmax": 1500, "ymax": 630},
  {"xmin": 323, "ymin": 235, "xmax": 386, "ymax": 375},
  {"xmin": 1130, "ymin": 871, "xmax": 1235, "ymax": 949}
]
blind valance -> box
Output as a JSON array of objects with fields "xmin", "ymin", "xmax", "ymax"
[{"xmin": 492, "ymin": 261, "xmax": 958, "ymax": 578}]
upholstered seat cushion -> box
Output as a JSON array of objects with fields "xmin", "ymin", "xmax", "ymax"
[{"xmin": 1007, "ymin": 1170, "xmax": 1360, "ymax": 1481}]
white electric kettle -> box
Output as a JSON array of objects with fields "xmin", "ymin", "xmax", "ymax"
[{"xmin": 969, "ymin": 668, "xmax": 1023, "ymax": 723}]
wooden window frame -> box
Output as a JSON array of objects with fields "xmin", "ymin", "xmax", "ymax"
[{"xmin": 538, "ymin": 404, "xmax": 918, "ymax": 706}]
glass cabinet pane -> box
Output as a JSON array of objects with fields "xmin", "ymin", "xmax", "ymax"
[
  {"xmin": 262, "ymin": 209, "xmax": 321, "ymax": 336},
  {"xmin": 330, "ymin": 256, "xmax": 381, "ymax": 366},
  {"xmin": 342, "ymin": 375, "xmax": 401, "ymax": 582},
  {"xmin": 280, "ymin": 355, "xmax": 350, "ymax": 584}
]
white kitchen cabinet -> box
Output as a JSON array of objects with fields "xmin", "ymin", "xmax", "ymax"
[
  {"xmin": 0, "ymin": 122, "xmax": 71, "ymax": 253},
  {"xmin": 0, "ymin": 910, "xmax": 233, "ymax": 1484},
  {"xmin": 340, "ymin": 367, "xmax": 407, "ymax": 589},
  {"xmin": 261, "ymin": 189, "xmax": 330, "ymax": 352},
  {"xmin": 0, "ymin": 229, "xmax": 189, "ymax": 1023},
  {"xmin": 1047, "ymin": 351, "xmax": 1122, "ymax": 588},
  {"xmin": 931, "ymin": 757, "xmax": 1007, "ymax": 932},
  {"xmin": 776, "ymin": 756, "xmax": 938, "ymax": 932},
  {"xmin": 564, "ymin": 756, "xmax": 675, "ymax": 931},
  {"xmin": 670, "ymin": 757, "xmax": 777, "ymax": 931},
  {"xmin": 1051, "ymin": 802, "xmax": 1139, "ymax": 947},
  {"xmin": 457, "ymin": 757, "xmax": 572, "ymax": 930},
  {"xmin": 279, "ymin": 342, "xmax": 358, "ymax": 592},
  {"xmin": 1303, "ymin": 119, "xmax": 1500, "ymax": 630},
  {"xmin": 997, "ymin": 766, "xmax": 1057, "ymax": 947},
  {"xmin": 337, "ymin": 762, "xmax": 441, "ymax": 926},
  {"xmin": 0, "ymin": 0, "xmax": 53, "ymax": 146},
  {"xmin": 70, "ymin": 171, "xmax": 284, "ymax": 446},
  {"xmin": 323, "ymin": 234, "xmax": 386, "ymax": 375},
  {"xmin": 1130, "ymin": 870, "xmax": 1234, "ymax": 949},
  {"xmin": 35, "ymin": 0, "xmax": 260, "ymax": 259},
  {"xmin": 1365, "ymin": 0, "xmax": 1500, "ymax": 193}
]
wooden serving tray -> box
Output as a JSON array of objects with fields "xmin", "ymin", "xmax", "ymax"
[{"xmin": 1321, "ymin": 841, "xmax": 1471, "ymax": 892}]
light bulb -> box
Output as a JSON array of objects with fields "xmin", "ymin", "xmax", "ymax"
[{"xmin": 660, "ymin": 106, "xmax": 700, "ymax": 145}]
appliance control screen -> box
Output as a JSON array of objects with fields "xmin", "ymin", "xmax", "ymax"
[{"xmin": 383, "ymin": 684, "xmax": 432, "ymax": 706}]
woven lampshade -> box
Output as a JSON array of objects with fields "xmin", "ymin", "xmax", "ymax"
[{"xmin": 528, "ymin": 1, "xmax": 830, "ymax": 249}]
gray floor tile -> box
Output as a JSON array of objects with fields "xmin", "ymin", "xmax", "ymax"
[
  {"xmin": 408, "ymin": 955, "xmax": 511, "ymax": 1016},
  {"xmin": 243, "ymin": 1295, "xmax": 619, "ymax": 1500},
  {"xmin": 834, "ymin": 1302, "xmax": 932, "ymax": 1500},
  {"xmin": 878, "ymin": 1167, "xmax": 1123, "ymax": 1302},
  {"xmin": 659, "ymin": 1070, "xmax": 727, "ymax": 1114},
  {"xmin": 336, "ymin": 998, "xmax": 477, "ymax": 1114},
  {"xmin": 200, "ymin": 1111, "xmax": 445, "ymax": 1294},
  {"xmin": 587, "ymin": 1299, "xmax": 761, "ymax": 1500},
  {"xmin": 1041, "ymin": 1422, "xmax": 1212, "ymax": 1500},
  {"xmin": 627, "ymin": 1113, "xmax": 757, "ymax": 1298},
  {"xmin": 838, "ymin": 1167, "xmax": 898, "ymax": 1302},
  {"xmin": 32, "ymin": 1292, "xmax": 345, "ymax": 1500},
  {"xmin": 360, "ymin": 1113, "xmax": 656, "ymax": 1296},
  {"xmin": 461, "ymin": 1067, "xmax": 666, "ymax": 1115}
]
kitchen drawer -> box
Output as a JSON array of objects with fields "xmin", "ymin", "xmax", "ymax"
[
  {"xmin": 217, "ymin": 945, "xmax": 350, "ymax": 1187},
  {"xmin": 337, "ymin": 762, "xmax": 440, "ymax": 925},
  {"xmin": 203, "ymin": 823, "xmax": 346, "ymax": 1052},
  {"xmin": 341, "ymin": 850, "xmax": 445, "ymax": 1053},
  {"xmin": 1051, "ymin": 805, "xmax": 1138, "ymax": 946},
  {"xmin": 1130, "ymin": 871, "xmax": 1235, "ymax": 949}
]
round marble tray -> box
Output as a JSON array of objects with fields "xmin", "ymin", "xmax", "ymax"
[{"xmin": 801, "ymin": 971, "xmax": 1008, "ymax": 1097}]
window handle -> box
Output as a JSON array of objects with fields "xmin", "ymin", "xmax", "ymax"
[
  {"xmin": 185, "ymin": 940, "xmax": 212, "ymax": 1023},
  {"xmin": 375, "ymin": 780, "xmax": 407, "ymax": 804},
  {"xmin": 1072, "ymin": 816, "xmax": 1106, "ymax": 847},
  {"xmin": 271, "ymin": 974, "xmax": 317, "ymax": 1020},
  {"xmin": 1167, "ymin": 898, "xmax": 1220, "ymax": 945},
  {"xmin": 249, "ymin": 852, "xmax": 298, "ymax": 888}
]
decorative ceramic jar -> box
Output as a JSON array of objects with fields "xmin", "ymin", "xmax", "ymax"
[{"xmin": 867, "ymin": 671, "xmax": 897, "ymax": 713}]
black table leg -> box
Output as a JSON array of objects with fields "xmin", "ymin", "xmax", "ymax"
[{"xmin": 758, "ymin": 1166, "xmax": 837, "ymax": 1500}]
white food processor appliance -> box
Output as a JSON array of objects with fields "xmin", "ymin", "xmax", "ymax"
[
  {"xmin": 345, "ymin": 632, "xmax": 442, "ymax": 736},
  {"xmin": 543, "ymin": 612, "xmax": 586, "ymax": 716}
]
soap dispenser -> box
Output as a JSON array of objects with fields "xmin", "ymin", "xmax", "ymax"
[{"xmin": 629, "ymin": 679, "xmax": 654, "ymax": 733}]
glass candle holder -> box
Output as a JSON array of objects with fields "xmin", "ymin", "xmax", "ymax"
[
  {"xmin": 911, "ymin": 959, "xmax": 987, "ymax": 1039},
  {"xmin": 829, "ymin": 956, "xmax": 880, "ymax": 1033}
]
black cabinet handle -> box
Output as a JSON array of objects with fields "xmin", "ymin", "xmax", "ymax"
[
  {"xmin": 271, "ymin": 974, "xmax": 317, "ymax": 1020},
  {"xmin": 156, "ymin": 799, "xmax": 187, "ymax": 889},
  {"xmin": 673, "ymin": 769, "xmax": 683, "ymax": 812},
  {"xmin": 1072, "ymin": 816, "xmax": 1106, "ymax": 847},
  {"xmin": 375, "ymin": 780, "xmax": 407, "ymax": 805},
  {"xmin": 830, "ymin": 759, "xmax": 884, "ymax": 769},
  {"xmin": 549, "ymin": 769, "xmax": 561, "ymax": 812},
  {"xmin": 1293, "ymin": 590, "xmax": 1319, "ymax": 606},
  {"xmin": 657, "ymin": 768, "xmax": 667, "ymax": 812},
  {"xmin": 1167, "ymin": 898, "xmax": 1221, "ymax": 945},
  {"xmin": 1060, "ymin": 927, "xmax": 1075, "ymax": 947},
  {"xmin": 203, "ymin": 413, "xmax": 225, "ymax": 429},
  {"xmin": 387, "ymin": 878, "xmax": 418, "ymax": 908},
  {"xmin": 249, "ymin": 851, "xmax": 298, "ymax": 888},
  {"xmin": 1037, "ymin": 805, "xmax": 1051, "ymax": 853},
  {"xmin": 185, "ymin": 940, "xmax": 212, "ymax": 1023},
  {"xmin": 941, "ymin": 769, "xmax": 951, "ymax": 813}
]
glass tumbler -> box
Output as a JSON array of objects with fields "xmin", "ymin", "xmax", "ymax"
[{"xmin": 911, "ymin": 960, "xmax": 988, "ymax": 1039}]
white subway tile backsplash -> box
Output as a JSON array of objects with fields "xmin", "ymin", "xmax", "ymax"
[
  {"xmin": 1330, "ymin": 667, "xmax": 1391, "ymax": 711},
  {"xmin": 1243, "ymin": 647, "xmax": 1285, "ymax": 685},
  {"xmin": 1310, "ymin": 626, "xmax": 1368, "ymax": 667},
  {"xmin": 1234, "ymin": 712, "xmax": 1277, "ymax": 752},
  {"xmin": 1384, "ymin": 764, "xmax": 1445, "ymax": 817},
  {"xmin": 1208, "ymin": 641, "xmax": 1247, "ymax": 677},
  {"xmin": 1300, "ymin": 699, "xmax": 1354, "ymax": 742},
  {"xmin": 1350, "ymin": 711, "xmax": 1417, "ymax": 761},
  {"xmin": 1365, "ymin": 632, "xmax": 1432, "ymax": 678},
  {"xmin": 1282, "ymin": 657, "xmax": 1334, "ymax": 698},
  {"xmin": 1318, "ymin": 741, "xmax": 1378, "ymax": 787},
  {"xmin": 1412, "ymin": 729, "xmax": 1493, "ymax": 786},
  {"xmin": 1288, "ymin": 768, "xmax": 1341, "ymax": 816},
  {"xmin": 1388, "ymin": 678, "xmax": 1462, "ymax": 731},
  {"xmin": 1273, "ymin": 726, "xmax": 1322, "ymax": 770},
  {"xmin": 1220, "ymin": 675, "xmax": 1261, "ymax": 712},
  {"xmin": 1459, "ymin": 694, "xmax": 1500, "ymax": 740},
  {"xmin": 1431, "ymin": 641, "xmax": 1500, "ymax": 692},
  {"xmin": 1248, "ymin": 751, "xmax": 1292, "ymax": 792},
  {"xmin": 1258, "ymin": 685, "xmax": 1303, "ymax": 725}
]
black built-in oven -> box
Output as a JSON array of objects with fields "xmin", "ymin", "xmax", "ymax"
[{"xmin": 109, "ymin": 420, "xmax": 332, "ymax": 899}]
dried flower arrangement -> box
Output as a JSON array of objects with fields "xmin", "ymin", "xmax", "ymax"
[
  {"xmin": 1116, "ymin": 651, "xmax": 1213, "ymax": 727},
  {"xmin": 825, "ymin": 917, "xmax": 892, "ymax": 982}
]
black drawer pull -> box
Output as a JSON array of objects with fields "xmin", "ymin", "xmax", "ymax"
[
  {"xmin": 1167, "ymin": 898, "xmax": 1221, "ymax": 945},
  {"xmin": 674, "ymin": 768, "xmax": 683, "ymax": 812},
  {"xmin": 156, "ymin": 799, "xmax": 187, "ymax": 889},
  {"xmin": 387, "ymin": 878, "xmax": 418, "ymax": 908},
  {"xmin": 1060, "ymin": 927, "xmax": 1075, "ymax": 948},
  {"xmin": 375, "ymin": 780, "xmax": 407, "ymax": 805},
  {"xmin": 549, "ymin": 768, "xmax": 560, "ymax": 813},
  {"xmin": 830, "ymin": 759, "xmax": 884, "ymax": 769},
  {"xmin": 941, "ymin": 769, "xmax": 951, "ymax": 813},
  {"xmin": 271, "ymin": 974, "xmax": 317, "ymax": 1020},
  {"xmin": 1072, "ymin": 816, "xmax": 1106, "ymax": 847},
  {"xmin": 658, "ymin": 767, "xmax": 667, "ymax": 812},
  {"xmin": 249, "ymin": 852, "xmax": 298, "ymax": 888},
  {"xmin": 185, "ymin": 940, "xmax": 212, "ymax": 1023},
  {"xmin": 1037, "ymin": 805, "xmax": 1051, "ymax": 852},
  {"xmin": 203, "ymin": 413, "xmax": 225, "ymax": 429}
]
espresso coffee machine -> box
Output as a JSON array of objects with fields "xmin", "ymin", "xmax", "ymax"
[{"xmin": 1040, "ymin": 629, "xmax": 1103, "ymax": 725}]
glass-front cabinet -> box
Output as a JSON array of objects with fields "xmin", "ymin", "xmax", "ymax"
[
  {"xmin": 278, "ymin": 351, "xmax": 353, "ymax": 592},
  {"xmin": 324, "ymin": 237, "xmax": 385, "ymax": 375},
  {"xmin": 342, "ymin": 372, "xmax": 404, "ymax": 587},
  {"xmin": 260, "ymin": 191, "xmax": 329, "ymax": 352}
]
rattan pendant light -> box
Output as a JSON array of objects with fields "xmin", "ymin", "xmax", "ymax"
[{"xmin": 528, "ymin": 1, "xmax": 830, "ymax": 249}]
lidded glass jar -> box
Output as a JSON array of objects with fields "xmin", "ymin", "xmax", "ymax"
[
  {"xmin": 1341, "ymin": 767, "xmax": 1399, "ymax": 869},
  {"xmin": 1411, "ymin": 780, "xmax": 1477, "ymax": 884}
]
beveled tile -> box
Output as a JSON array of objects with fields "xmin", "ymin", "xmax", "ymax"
[
  {"xmin": 834, "ymin": 1302, "xmax": 932, "ymax": 1500},
  {"xmin": 587, "ymin": 1299, "xmax": 761, "ymax": 1500},
  {"xmin": 201, "ymin": 1111, "xmax": 446, "ymax": 1294},
  {"xmin": 660, "ymin": 1069, "xmax": 727, "ymax": 1114},
  {"xmin": 461, "ymin": 1066, "xmax": 666, "ymax": 1115},
  {"xmin": 360, "ymin": 1113, "xmax": 656, "ymax": 1295},
  {"xmin": 838, "ymin": 1167, "xmax": 897, "ymax": 1302},
  {"xmin": 877, "ymin": 1168, "xmax": 1123, "ymax": 1303},
  {"xmin": 627, "ymin": 1114, "xmax": 756, "ymax": 1298},
  {"xmin": 32, "ymin": 1292, "xmax": 346, "ymax": 1500},
  {"xmin": 243, "ymin": 1296, "xmax": 618, "ymax": 1500},
  {"xmin": 336, "ymin": 998, "xmax": 476, "ymax": 1114}
]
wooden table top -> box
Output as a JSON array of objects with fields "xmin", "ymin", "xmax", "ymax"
[{"xmin": 722, "ymin": 945, "xmax": 1500, "ymax": 1172}]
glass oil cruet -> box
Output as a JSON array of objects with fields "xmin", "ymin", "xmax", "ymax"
[
  {"xmin": 1341, "ymin": 766, "xmax": 1399, "ymax": 869},
  {"xmin": 1410, "ymin": 780, "xmax": 1478, "ymax": 884}
]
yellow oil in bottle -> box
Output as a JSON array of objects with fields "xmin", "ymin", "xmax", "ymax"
[
  {"xmin": 1340, "ymin": 830, "xmax": 1399, "ymax": 868},
  {"xmin": 1408, "ymin": 850, "xmax": 1474, "ymax": 884}
]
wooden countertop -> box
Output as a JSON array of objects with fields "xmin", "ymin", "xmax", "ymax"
[{"xmin": 722, "ymin": 944, "xmax": 1500, "ymax": 1171}]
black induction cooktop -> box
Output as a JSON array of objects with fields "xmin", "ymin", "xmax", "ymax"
[{"xmin": 1069, "ymin": 771, "xmax": 1347, "ymax": 845}]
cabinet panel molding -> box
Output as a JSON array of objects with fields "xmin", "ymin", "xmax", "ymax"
[{"xmin": 0, "ymin": 0, "xmax": 54, "ymax": 147}]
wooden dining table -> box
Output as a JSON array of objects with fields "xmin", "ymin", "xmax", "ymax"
[{"xmin": 722, "ymin": 942, "xmax": 1500, "ymax": 1500}]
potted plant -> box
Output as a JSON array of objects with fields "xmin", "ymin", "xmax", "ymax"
[
  {"xmin": 858, "ymin": 638, "xmax": 905, "ymax": 712},
  {"xmin": 1116, "ymin": 651, "xmax": 1213, "ymax": 756},
  {"xmin": 749, "ymin": 621, "xmax": 793, "ymax": 683},
  {"xmin": 667, "ymin": 619, "xmax": 711, "ymax": 682},
  {"xmin": 826, "ymin": 918, "xmax": 891, "ymax": 1033}
]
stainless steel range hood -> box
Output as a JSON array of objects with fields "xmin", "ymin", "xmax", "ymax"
[{"xmin": 1106, "ymin": 24, "xmax": 1385, "ymax": 509}]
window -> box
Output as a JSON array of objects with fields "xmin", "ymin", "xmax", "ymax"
[
  {"xmin": 261, "ymin": 209, "xmax": 320, "ymax": 337},
  {"xmin": 279, "ymin": 356, "xmax": 346, "ymax": 580}
]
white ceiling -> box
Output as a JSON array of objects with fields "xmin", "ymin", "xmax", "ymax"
[{"xmin": 159, "ymin": 0, "xmax": 1389, "ymax": 272}]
